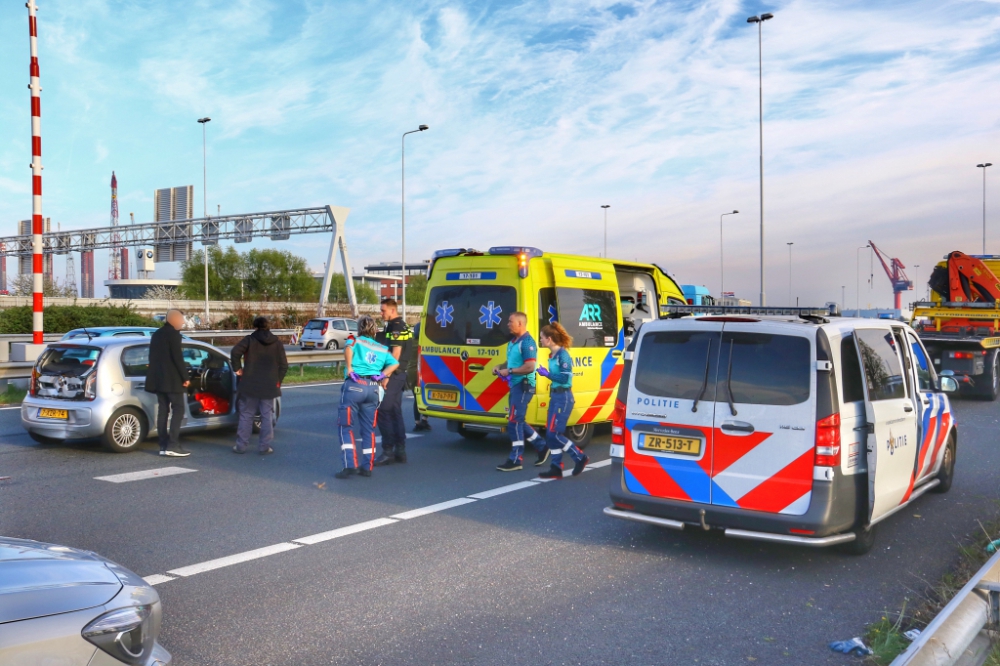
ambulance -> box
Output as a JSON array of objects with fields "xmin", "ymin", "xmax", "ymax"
[{"xmin": 416, "ymin": 246, "xmax": 686, "ymax": 445}]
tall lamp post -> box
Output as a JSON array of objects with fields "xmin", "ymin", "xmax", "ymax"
[
  {"xmin": 747, "ymin": 11, "xmax": 773, "ymax": 307},
  {"xmin": 601, "ymin": 205, "xmax": 610, "ymax": 257},
  {"xmin": 401, "ymin": 124, "xmax": 429, "ymax": 319},
  {"xmin": 841, "ymin": 286, "xmax": 845, "ymax": 311},
  {"xmin": 786, "ymin": 242, "xmax": 793, "ymax": 306},
  {"xmin": 197, "ymin": 117, "xmax": 211, "ymax": 325},
  {"xmin": 913, "ymin": 264, "xmax": 921, "ymax": 303},
  {"xmin": 856, "ymin": 244, "xmax": 870, "ymax": 315},
  {"xmin": 978, "ymin": 163, "xmax": 993, "ymax": 254},
  {"xmin": 719, "ymin": 210, "xmax": 738, "ymax": 299}
]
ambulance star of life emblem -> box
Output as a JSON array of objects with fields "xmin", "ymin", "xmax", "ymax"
[
  {"xmin": 479, "ymin": 301, "xmax": 502, "ymax": 329},
  {"xmin": 435, "ymin": 301, "xmax": 454, "ymax": 327}
]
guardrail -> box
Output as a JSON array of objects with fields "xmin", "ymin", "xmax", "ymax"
[{"xmin": 891, "ymin": 548, "xmax": 1000, "ymax": 666}]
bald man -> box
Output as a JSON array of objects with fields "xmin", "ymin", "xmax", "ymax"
[{"xmin": 146, "ymin": 309, "xmax": 191, "ymax": 456}]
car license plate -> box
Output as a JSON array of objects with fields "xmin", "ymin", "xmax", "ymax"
[
  {"xmin": 640, "ymin": 433, "xmax": 701, "ymax": 456},
  {"xmin": 38, "ymin": 408, "xmax": 68, "ymax": 420},
  {"xmin": 304, "ymin": 342, "xmax": 314, "ymax": 347},
  {"xmin": 427, "ymin": 389, "xmax": 458, "ymax": 402}
]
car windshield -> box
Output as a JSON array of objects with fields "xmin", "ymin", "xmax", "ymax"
[
  {"xmin": 37, "ymin": 346, "xmax": 101, "ymax": 377},
  {"xmin": 304, "ymin": 320, "xmax": 326, "ymax": 330}
]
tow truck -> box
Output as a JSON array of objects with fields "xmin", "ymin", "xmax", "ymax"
[{"xmin": 910, "ymin": 251, "xmax": 1000, "ymax": 401}]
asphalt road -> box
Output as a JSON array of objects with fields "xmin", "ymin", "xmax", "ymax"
[{"xmin": 2, "ymin": 386, "xmax": 998, "ymax": 665}]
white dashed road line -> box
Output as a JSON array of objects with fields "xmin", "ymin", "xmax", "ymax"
[
  {"xmin": 95, "ymin": 466, "xmax": 197, "ymax": 483},
  {"xmin": 144, "ymin": 458, "xmax": 612, "ymax": 586}
]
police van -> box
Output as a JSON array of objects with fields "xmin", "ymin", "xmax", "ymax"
[
  {"xmin": 417, "ymin": 247, "xmax": 686, "ymax": 445},
  {"xmin": 605, "ymin": 307, "xmax": 959, "ymax": 554}
]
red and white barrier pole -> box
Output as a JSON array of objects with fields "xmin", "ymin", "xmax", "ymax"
[{"xmin": 27, "ymin": 0, "xmax": 44, "ymax": 344}]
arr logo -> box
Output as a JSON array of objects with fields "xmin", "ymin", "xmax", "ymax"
[{"xmin": 579, "ymin": 304, "xmax": 602, "ymax": 322}]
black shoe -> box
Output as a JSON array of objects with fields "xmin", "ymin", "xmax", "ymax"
[
  {"xmin": 414, "ymin": 420, "xmax": 431, "ymax": 431},
  {"xmin": 534, "ymin": 447, "xmax": 550, "ymax": 467},
  {"xmin": 496, "ymin": 460, "xmax": 522, "ymax": 472},
  {"xmin": 572, "ymin": 456, "xmax": 590, "ymax": 476},
  {"xmin": 539, "ymin": 465, "xmax": 563, "ymax": 480},
  {"xmin": 259, "ymin": 447, "xmax": 274, "ymax": 456},
  {"xmin": 232, "ymin": 446, "xmax": 246, "ymax": 454},
  {"xmin": 374, "ymin": 454, "xmax": 394, "ymax": 467},
  {"xmin": 395, "ymin": 451, "xmax": 407, "ymax": 463},
  {"xmin": 334, "ymin": 468, "xmax": 356, "ymax": 479},
  {"xmin": 357, "ymin": 468, "xmax": 372, "ymax": 477}
]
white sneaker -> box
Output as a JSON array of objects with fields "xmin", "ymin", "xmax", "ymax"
[{"xmin": 161, "ymin": 450, "xmax": 190, "ymax": 457}]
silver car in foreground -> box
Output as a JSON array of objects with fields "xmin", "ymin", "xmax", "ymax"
[
  {"xmin": 0, "ymin": 536, "xmax": 170, "ymax": 665},
  {"xmin": 21, "ymin": 337, "xmax": 280, "ymax": 452}
]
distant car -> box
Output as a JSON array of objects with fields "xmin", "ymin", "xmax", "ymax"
[
  {"xmin": 299, "ymin": 317, "xmax": 357, "ymax": 350},
  {"xmin": 0, "ymin": 536, "xmax": 171, "ymax": 664},
  {"xmin": 21, "ymin": 337, "xmax": 280, "ymax": 452},
  {"xmin": 61, "ymin": 326, "xmax": 159, "ymax": 341}
]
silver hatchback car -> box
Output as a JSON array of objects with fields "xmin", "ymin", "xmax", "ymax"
[
  {"xmin": 299, "ymin": 317, "xmax": 357, "ymax": 350},
  {"xmin": 21, "ymin": 337, "xmax": 280, "ymax": 452}
]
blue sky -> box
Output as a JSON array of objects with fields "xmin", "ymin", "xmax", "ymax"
[{"xmin": 0, "ymin": 0, "xmax": 998, "ymax": 306}]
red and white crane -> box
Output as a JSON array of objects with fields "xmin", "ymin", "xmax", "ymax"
[{"xmin": 868, "ymin": 240, "xmax": 913, "ymax": 310}]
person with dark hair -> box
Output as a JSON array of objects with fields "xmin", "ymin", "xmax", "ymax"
[
  {"xmin": 407, "ymin": 322, "xmax": 431, "ymax": 431},
  {"xmin": 231, "ymin": 315, "xmax": 288, "ymax": 455},
  {"xmin": 495, "ymin": 311, "xmax": 548, "ymax": 471},
  {"xmin": 374, "ymin": 298, "xmax": 414, "ymax": 465},
  {"xmin": 336, "ymin": 315, "xmax": 399, "ymax": 479},
  {"xmin": 536, "ymin": 322, "xmax": 589, "ymax": 479},
  {"xmin": 146, "ymin": 309, "xmax": 191, "ymax": 457}
]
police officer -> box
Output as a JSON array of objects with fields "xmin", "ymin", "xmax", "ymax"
[
  {"xmin": 335, "ymin": 315, "xmax": 398, "ymax": 479},
  {"xmin": 536, "ymin": 322, "xmax": 589, "ymax": 479},
  {"xmin": 495, "ymin": 311, "xmax": 549, "ymax": 471},
  {"xmin": 374, "ymin": 298, "xmax": 413, "ymax": 465}
]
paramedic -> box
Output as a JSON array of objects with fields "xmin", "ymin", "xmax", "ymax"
[
  {"xmin": 495, "ymin": 312, "xmax": 549, "ymax": 471},
  {"xmin": 536, "ymin": 322, "xmax": 589, "ymax": 479},
  {"xmin": 336, "ymin": 315, "xmax": 399, "ymax": 479},
  {"xmin": 374, "ymin": 299, "xmax": 414, "ymax": 465},
  {"xmin": 231, "ymin": 316, "xmax": 289, "ymax": 455}
]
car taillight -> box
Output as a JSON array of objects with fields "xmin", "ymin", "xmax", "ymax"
[
  {"xmin": 84, "ymin": 373, "xmax": 97, "ymax": 401},
  {"xmin": 815, "ymin": 412, "xmax": 841, "ymax": 467},
  {"xmin": 30, "ymin": 367, "xmax": 39, "ymax": 396},
  {"xmin": 321, "ymin": 321, "xmax": 329, "ymax": 335},
  {"xmin": 611, "ymin": 399, "xmax": 626, "ymax": 444}
]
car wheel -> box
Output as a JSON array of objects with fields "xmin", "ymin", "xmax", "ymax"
[
  {"xmin": 28, "ymin": 431, "xmax": 59, "ymax": 444},
  {"xmin": 839, "ymin": 523, "xmax": 877, "ymax": 556},
  {"xmin": 457, "ymin": 424, "xmax": 489, "ymax": 440},
  {"xmin": 932, "ymin": 436, "xmax": 956, "ymax": 493},
  {"xmin": 326, "ymin": 340, "xmax": 339, "ymax": 350},
  {"xmin": 564, "ymin": 423, "xmax": 594, "ymax": 449},
  {"xmin": 102, "ymin": 407, "xmax": 148, "ymax": 453},
  {"xmin": 987, "ymin": 352, "xmax": 1000, "ymax": 401}
]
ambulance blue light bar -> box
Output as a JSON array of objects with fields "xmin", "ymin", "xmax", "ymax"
[{"xmin": 488, "ymin": 247, "xmax": 543, "ymax": 278}]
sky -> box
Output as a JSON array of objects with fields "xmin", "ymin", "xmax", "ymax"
[{"xmin": 0, "ymin": 0, "xmax": 998, "ymax": 307}]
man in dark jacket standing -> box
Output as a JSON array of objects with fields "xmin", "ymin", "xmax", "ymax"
[
  {"xmin": 146, "ymin": 309, "xmax": 191, "ymax": 457},
  {"xmin": 231, "ymin": 316, "xmax": 288, "ymax": 455},
  {"xmin": 374, "ymin": 299, "xmax": 413, "ymax": 465}
]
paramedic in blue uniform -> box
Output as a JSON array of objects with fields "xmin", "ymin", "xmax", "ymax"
[
  {"xmin": 536, "ymin": 322, "xmax": 590, "ymax": 479},
  {"xmin": 335, "ymin": 315, "xmax": 398, "ymax": 479},
  {"xmin": 374, "ymin": 298, "xmax": 414, "ymax": 465},
  {"xmin": 495, "ymin": 311, "xmax": 549, "ymax": 471}
]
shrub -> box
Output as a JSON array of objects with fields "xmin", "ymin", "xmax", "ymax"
[{"xmin": 0, "ymin": 305, "xmax": 158, "ymax": 334}]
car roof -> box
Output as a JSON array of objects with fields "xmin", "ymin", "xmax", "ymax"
[
  {"xmin": 65, "ymin": 326, "xmax": 156, "ymax": 334},
  {"xmin": 49, "ymin": 336, "xmax": 215, "ymax": 349},
  {"xmin": 640, "ymin": 315, "xmax": 900, "ymax": 333}
]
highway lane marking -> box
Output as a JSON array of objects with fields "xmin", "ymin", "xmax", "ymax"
[
  {"xmin": 282, "ymin": 382, "xmax": 343, "ymax": 389},
  {"xmin": 145, "ymin": 458, "xmax": 612, "ymax": 586},
  {"xmin": 375, "ymin": 433, "xmax": 423, "ymax": 444},
  {"xmin": 95, "ymin": 466, "xmax": 197, "ymax": 483},
  {"xmin": 0, "ymin": 406, "xmax": 21, "ymax": 411},
  {"xmin": 167, "ymin": 542, "xmax": 302, "ymax": 577}
]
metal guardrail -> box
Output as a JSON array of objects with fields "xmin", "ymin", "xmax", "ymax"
[{"xmin": 891, "ymin": 548, "xmax": 1000, "ymax": 666}]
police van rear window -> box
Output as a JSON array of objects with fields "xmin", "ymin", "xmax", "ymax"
[
  {"xmin": 634, "ymin": 331, "xmax": 721, "ymax": 401},
  {"xmin": 425, "ymin": 285, "xmax": 517, "ymax": 346}
]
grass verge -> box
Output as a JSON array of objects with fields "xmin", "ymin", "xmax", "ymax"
[
  {"xmin": 0, "ymin": 385, "xmax": 27, "ymax": 405},
  {"xmin": 863, "ymin": 511, "xmax": 1000, "ymax": 665},
  {"xmin": 283, "ymin": 364, "xmax": 344, "ymax": 385}
]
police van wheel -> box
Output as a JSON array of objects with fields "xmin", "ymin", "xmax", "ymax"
[
  {"xmin": 565, "ymin": 423, "xmax": 594, "ymax": 449},
  {"xmin": 457, "ymin": 425, "xmax": 489, "ymax": 440},
  {"xmin": 840, "ymin": 523, "xmax": 877, "ymax": 556},
  {"xmin": 932, "ymin": 436, "xmax": 956, "ymax": 494}
]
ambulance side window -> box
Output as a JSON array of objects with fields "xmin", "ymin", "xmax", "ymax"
[
  {"xmin": 538, "ymin": 288, "xmax": 558, "ymax": 332},
  {"xmin": 840, "ymin": 335, "xmax": 866, "ymax": 403},
  {"xmin": 556, "ymin": 288, "xmax": 619, "ymax": 347},
  {"xmin": 855, "ymin": 328, "xmax": 906, "ymax": 401}
]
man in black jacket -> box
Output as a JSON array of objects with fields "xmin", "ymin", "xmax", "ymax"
[
  {"xmin": 231, "ymin": 316, "xmax": 288, "ymax": 455},
  {"xmin": 374, "ymin": 299, "xmax": 413, "ymax": 465},
  {"xmin": 146, "ymin": 309, "xmax": 191, "ymax": 457}
]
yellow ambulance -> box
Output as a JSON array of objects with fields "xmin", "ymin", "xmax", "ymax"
[{"xmin": 416, "ymin": 246, "xmax": 686, "ymax": 445}]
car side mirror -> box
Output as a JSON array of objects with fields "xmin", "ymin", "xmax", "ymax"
[{"xmin": 940, "ymin": 376, "xmax": 959, "ymax": 393}]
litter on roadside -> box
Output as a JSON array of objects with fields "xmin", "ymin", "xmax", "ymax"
[
  {"xmin": 903, "ymin": 628, "xmax": 921, "ymax": 641},
  {"xmin": 986, "ymin": 538, "xmax": 1000, "ymax": 554},
  {"xmin": 829, "ymin": 637, "xmax": 873, "ymax": 656}
]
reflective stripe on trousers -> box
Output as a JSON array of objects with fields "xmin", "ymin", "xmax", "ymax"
[{"xmin": 507, "ymin": 380, "xmax": 543, "ymax": 463}]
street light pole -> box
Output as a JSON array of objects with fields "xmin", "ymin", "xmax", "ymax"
[
  {"xmin": 786, "ymin": 242, "xmax": 793, "ymax": 306},
  {"xmin": 747, "ymin": 12, "xmax": 773, "ymax": 307},
  {"xmin": 914, "ymin": 264, "xmax": 921, "ymax": 303},
  {"xmin": 978, "ymin": 163, "xmax": 993, "ymax": 254},
  {"xmin": 197, "ymin": 117, "xmax": 211, "ymax": 326},
  {"xmin": 601, "ymin": 205, "xmax": 610, "ymax": 257},
  {"xmin": 401, "ymin": 124, "xmax": 429, "ymax": 319},
  {"xmin": 857, "ymin": 244, "xmax": 869, "ymax": 315},
  {"xmin": 720, "ymin": 210, "xmax": 738, "ymax": 299},
  {"xmin": 841, "ymin": 285, "xmax": 845, "ymax": 311}
]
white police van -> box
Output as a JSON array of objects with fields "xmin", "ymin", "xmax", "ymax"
[{"xmin": 606, "ymin": 307, "xmax": 959, "ymax": 554}]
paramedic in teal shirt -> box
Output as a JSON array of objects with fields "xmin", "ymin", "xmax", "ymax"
[
  {"xmin": 495, "ymin": 312, "xmax": 549, "ymax": 471},
  {"xmin": 536, "ymin": 322, "xmax": 589, "ymax": 479},
  {"xmin": 335, "ymin": 315, "xmax": 398, "ymax": 479}
]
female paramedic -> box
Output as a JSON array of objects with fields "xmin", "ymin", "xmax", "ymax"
[
  {"xmin": 536, "ymin": 323, "xmax": 589, "ymax": 479},
  {"xmin": 335, "ymin": 315, "xmax": 398, "ymax": 479}
]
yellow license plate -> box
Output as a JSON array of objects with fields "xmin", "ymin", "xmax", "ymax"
[
  {"xmin": 640, "ymin": 434, "xmax": 701, "ymax": 456},
  {"xmin": 304, "ymin": 342, "xmax": 314, "ymax": 347},
  {"xmin": 38, "ymin": 408, "xmax": 68, "ymax": 420},
  {"xmin": 427, "ymin": 389, "xmax": 458, "ymax": 402}
]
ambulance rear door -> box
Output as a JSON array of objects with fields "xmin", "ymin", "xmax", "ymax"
[{"xmin": 544, "ymin": 258, "xmax": 624, "ymax": 423}]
